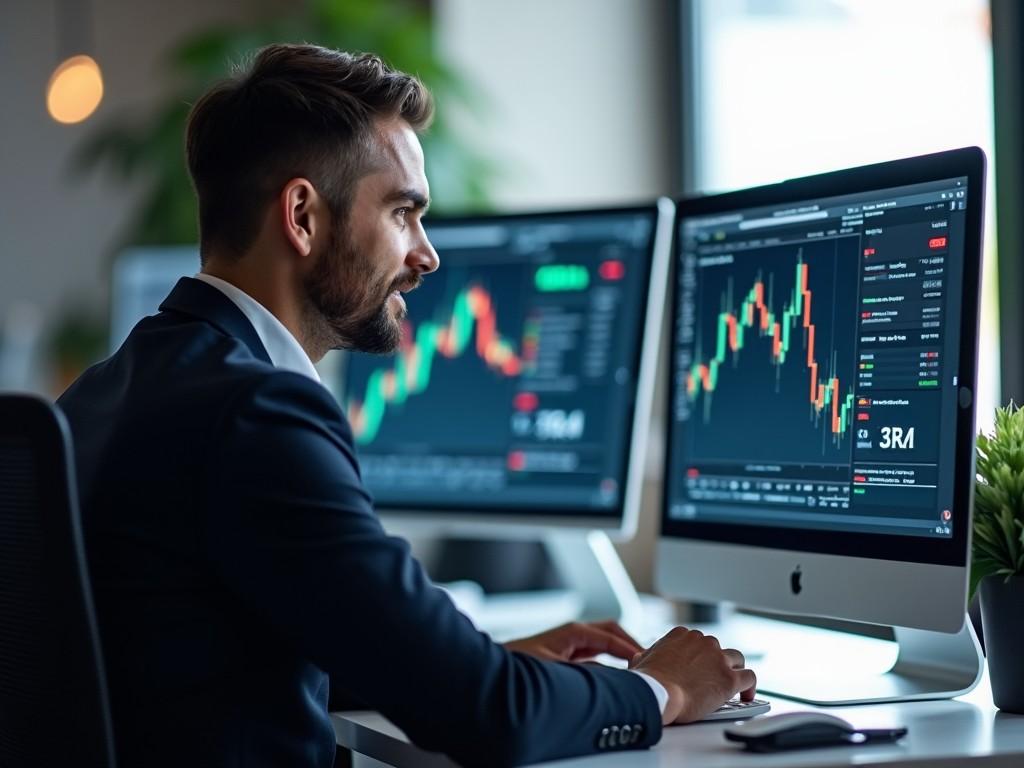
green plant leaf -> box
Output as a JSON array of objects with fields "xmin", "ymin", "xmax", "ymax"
[
  {"xmin": 971, "ymin": 403, "xmax": 1024, "ymax": 598},
  {"xmin": 70, "ymin": 0, "xmax": 496, "ymax": 258}
]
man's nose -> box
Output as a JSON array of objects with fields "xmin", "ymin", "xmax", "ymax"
[{"xmin": 407, "ymin": 234, "xmax": 440, "ymax": 275}]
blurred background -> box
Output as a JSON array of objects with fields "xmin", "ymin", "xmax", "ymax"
[{"xmin": 1, "ymin": 0, "xmax": 1019, "ymax": 594}]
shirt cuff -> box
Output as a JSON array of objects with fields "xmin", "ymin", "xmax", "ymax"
[{"xmin": 630, "ymin": 670, "xmax": 668, "ymax": 715}]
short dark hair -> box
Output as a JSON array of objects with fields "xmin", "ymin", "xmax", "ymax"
[{"xmin": 185, "ymin": 44, "xmax": 433, "ymax": 262}]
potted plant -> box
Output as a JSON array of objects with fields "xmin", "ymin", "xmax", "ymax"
[{"xmin": 973, "ymin": 402, "xmax": 1024, "ymax": 713}]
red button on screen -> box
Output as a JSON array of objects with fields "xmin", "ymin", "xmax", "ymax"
[
  {"xmin": 599, "ymin": 260, "xmax": 626, "ymax": 280},
  {"xmin": 513, "ymin": 392, "xmax": 538, "ymax": 412}
]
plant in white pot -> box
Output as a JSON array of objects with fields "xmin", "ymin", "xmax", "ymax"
[{"xmin": 973, "ymin": 403, "xmax": 1024, "ymax": 713}]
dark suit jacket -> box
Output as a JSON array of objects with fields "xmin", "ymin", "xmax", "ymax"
[{"xmin": 57, "ymin": 277, "xmax": 662, "ymax": 767}]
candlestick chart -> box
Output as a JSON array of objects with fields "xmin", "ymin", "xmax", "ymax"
[
  {"xmin": 682, "ymin": 238, "xmax": 860, "ymax": 463},
  {"xmin": 345, "ymin": 274, "xmax": 528, "ymax": 447}
]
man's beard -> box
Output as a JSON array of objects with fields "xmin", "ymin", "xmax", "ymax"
[{"xmin": 304, "ymin": 222, "xmax": 410, "ymax": 355}]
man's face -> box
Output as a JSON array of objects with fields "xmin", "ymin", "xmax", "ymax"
[{"xmin": 305, "ymin": 119, "xmax": 439, "ymax": 354}]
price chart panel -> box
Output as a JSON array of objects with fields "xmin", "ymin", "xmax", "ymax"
[
  {"xmin": 341, "ymin": 211, "xmax": 655, "ymax": 516},
  {"xmin": 669, "ymin": 178, "xmax": 969, "ymax": 539}
]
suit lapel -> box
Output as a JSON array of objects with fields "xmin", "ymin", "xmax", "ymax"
[{"xmin": 159, "ymin": 277, "xmax": 273, "ymax": 366}]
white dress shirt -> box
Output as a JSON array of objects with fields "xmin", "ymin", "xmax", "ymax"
[
  {"xmin": 194, "ymin": 272, "xmax": 669, "ymax": 717},
  {"xmin": 195, "ymin": 273, "xmax": 321, "ymax": 382}
]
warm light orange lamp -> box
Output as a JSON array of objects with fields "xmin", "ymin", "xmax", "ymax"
[
  {"xmin": 46, "ymin": 0, "xmax": 103, "ymax": 125},
  {"xmin": 46, "ymin": 54, "xmax": 104, "ymax": 124}
]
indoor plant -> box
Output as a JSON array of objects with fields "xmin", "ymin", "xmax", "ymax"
[
  {"xmin": 72, "ymin": 0, "xmax": 496, "ymax": 249},
  {"xmin": 973, "ymin": 402, "xmax": 1024, "ymax": 713}
]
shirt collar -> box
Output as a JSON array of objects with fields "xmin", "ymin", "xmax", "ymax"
[{"xmin": 193, "ymin": 273, "xmax": 321, "ymax": 383}]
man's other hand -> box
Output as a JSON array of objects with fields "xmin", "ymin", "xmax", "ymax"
[
  {"xmin": 630, "ymin": 627, "xmax": 756, "ymax": 725},
  {"xmin": 503, "ymin": 621, "xmax": 643, "ymax": 663}
]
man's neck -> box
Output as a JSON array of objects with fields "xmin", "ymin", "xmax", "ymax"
[{"xmin": 201, "ymin": 254, "xmax": 323, "ymax": 363}]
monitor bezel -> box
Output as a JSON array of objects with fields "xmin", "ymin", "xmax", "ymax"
[
  {"xmin": 339, "ymin": 199, "xmax": 675, "ymax": 538},
  {"xmin": 660, "ymin": 147, "xmax": 985, "ymax": 567}
]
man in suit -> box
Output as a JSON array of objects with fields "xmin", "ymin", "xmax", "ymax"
[{"xmin": 58, "ymin": 44, "xmax": 756, "ymax": 767}]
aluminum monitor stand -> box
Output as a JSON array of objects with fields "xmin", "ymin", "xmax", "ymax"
[
  {"xmin": 751, "ymin": 616, "xmax": 984, "ymax": 705},
  {"xmin": 545, "ymin": 530, "xmax": 644, "ymax": 625}
]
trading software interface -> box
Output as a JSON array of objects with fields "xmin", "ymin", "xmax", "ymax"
[
  {"xmin": 668, "ymin": 178, "xmax": 970, "ymax": 538},
  {"xmin": 341, "ymin": 211, "xmax": 654, "ymax": 515}
]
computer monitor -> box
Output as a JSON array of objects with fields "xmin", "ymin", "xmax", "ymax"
[
  {"xmin": 335, "ymin": 201, "xmax": 674, "ymax": 620},
  {"xmin": 110, "ymin": 246, "xmax": 198, "ymax": 351},
  {"xmin": 657, "ymin": 148, "xmax": 986, "ymax": 704}
]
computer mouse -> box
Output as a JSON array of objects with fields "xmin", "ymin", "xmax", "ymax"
[{"xmin": 723, "ymin": 712, "xmax": 856, "ymax": 751}]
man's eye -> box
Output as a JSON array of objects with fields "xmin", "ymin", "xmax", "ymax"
[{"xmin": 395, "ymin": 207, "xmax": 410, "ymax": 218}]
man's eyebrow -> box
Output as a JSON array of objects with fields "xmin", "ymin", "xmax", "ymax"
[{"xmin": 385, "ymin": 189, "xmax": 430, "ymax": 211}]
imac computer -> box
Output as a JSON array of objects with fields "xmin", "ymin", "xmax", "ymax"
[
  {"xmin": 657, "ymin": 147, "xmax": 986, "ymax": 704},
  {"xmin": 335, "ymin": 201, "xmax": 674, "ymax": 623}
]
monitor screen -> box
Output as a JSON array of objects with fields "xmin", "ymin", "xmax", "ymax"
[
  {"xmin": 110, "ymin": 247, "xmax": 198, "ymax": 351},
  {"xmin": 663, "ymin": 151, "xmax": 984, "ymax": 566},
  {"xmin": 337, "ymin": 207, "xmax": 661, "ymax": 520}
]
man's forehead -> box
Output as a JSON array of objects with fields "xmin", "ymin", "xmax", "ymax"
[
  {"xmin": 374, "ymin": 118, "xmax": 424, "ymax": 168},
  {"xmin": 366, "ymin": 119, "xmax": 429, "ymax": 202}
]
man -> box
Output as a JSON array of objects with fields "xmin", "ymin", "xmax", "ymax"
[{"xmin": 58, "ymin": 44, "xmax": 755, "ymax": 767}]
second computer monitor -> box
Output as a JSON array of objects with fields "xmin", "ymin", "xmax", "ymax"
[{"xmin": 337, "ymin": 201, "xmax": 673, "ymax": 537}]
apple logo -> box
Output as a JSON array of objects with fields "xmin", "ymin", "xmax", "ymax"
[{"xmin": 790, "ymin": 566, "xmax": 803, "ymax": 595}]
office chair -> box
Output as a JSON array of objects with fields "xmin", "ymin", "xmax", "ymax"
[{"xmin": 0, "ymin": 394, "xmax": 116, "ymax": 767}]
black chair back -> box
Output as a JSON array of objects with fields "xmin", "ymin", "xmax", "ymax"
[{"xmin": 0, "ymin": 394, "xmax": 115, "ymax": 767}]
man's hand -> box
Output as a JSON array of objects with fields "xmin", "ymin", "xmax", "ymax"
[
  {"xmin": 630, "ymin": 627, "xmax": 756, "ymax": 725},
  {"xmin": 503, "ymin": 621, "xmax": 643, "ymax": 663}
]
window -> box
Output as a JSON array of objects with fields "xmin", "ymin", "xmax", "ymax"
[{"xmin": 689, "ymin": 0, "xmax": 999, "ymax": 428}]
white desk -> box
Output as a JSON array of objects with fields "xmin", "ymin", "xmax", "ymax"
[
  {"xmin": 331, "ymin": 615, "xmax": 1024, "ymax": 767},
  {"xmin": 333, "ymin": 678, "xmax": 1024, "ymax": 767}
]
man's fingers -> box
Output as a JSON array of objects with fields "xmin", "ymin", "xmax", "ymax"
[
  {"xmin": 568, "ymin": 624, "xmax": 642, "ymax": 661},
  {"xmin": 725, "ymin": 648, "xmax": 755, "ymax": 700},
  {"xmin": 591, "ymin": 621, "xmax": 644, "ymax": 654},
  {"xmin": 734, "ymin": 668, "xmax": 757, "ymax": 701},
  {"xmin": 723, "ymin": 648, "xmax": 745, "ymax": 670}
]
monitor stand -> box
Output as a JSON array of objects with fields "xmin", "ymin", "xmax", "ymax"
[
  {"xmin": 740, "ymin": 614, "xmax": 984, "ymax": 706},
  {"xmin": 545, "ymin": 530, "xmax": 644, "ymax": 625},
  {"xmin": 436, "ymin": 531, "xmax": 646, "ymax": 641}
]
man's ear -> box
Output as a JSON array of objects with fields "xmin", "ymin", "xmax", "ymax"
[{"xmin": 279, "ymin": 178, "xmax": 322, "ymax": 259}]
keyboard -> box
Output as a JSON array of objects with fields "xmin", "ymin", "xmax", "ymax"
[{"xmin": 700, "ymin": 697, "xmax": 771, "ymax": 722}]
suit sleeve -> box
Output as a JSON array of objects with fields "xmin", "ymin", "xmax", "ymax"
[{"xmin": 200, "ymin": 372, "xmax": 662, "ymax": 767}]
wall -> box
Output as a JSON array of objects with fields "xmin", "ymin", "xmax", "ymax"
[{"xmin": 435, "ymin": 0, "xmax": 679, "ymax": 210}]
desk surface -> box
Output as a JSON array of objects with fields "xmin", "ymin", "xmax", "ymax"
[
  {"xmin": 331, "ymin": 615, "xmax": 1024, "ymax": 768},
  {"xmin": 333, "ymin": 679, "xmax": 1024, "ymax": 768}
]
